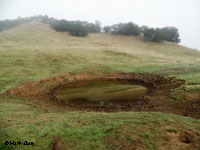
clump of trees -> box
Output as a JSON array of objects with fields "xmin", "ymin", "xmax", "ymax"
[
  {"xmin": 161, "ymin": 27, "xmax": 181, "ymax": 43},
  {"xmin": 0, "ymin": 15, "xmax": 52, "ymax": 31},
  {"xmin": 0, "ymin": 15, "xmax": 181, "ymax": 42},
  {"xmin": 103, "ymin": 22, "xmax": 140, "ymax": 35},
  {"xmin": 103, "ymin": 22, "xmax": 180, "ymax": 43},
  {"xmin": 50, "ymin": 20, "xmax": 101, "ymax": 37},
  {"xmin": 142, "ymin": 26, "xmax": 181, "ymax": 43},
  {"xmin": 68, "ymin": 21, "xmax": 89, "ymax": 37},
  {"xmin": 0, "ymin": 15, "xmax": 101, "ymax": 37}
]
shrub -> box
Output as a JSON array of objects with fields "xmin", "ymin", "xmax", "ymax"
[
  {"xmin": 117, "ymin": 22, "xmax": 141, "ymax": 35},
  {"xmin": 161, "ymin": 27, "xmax": 181, "ymax": 43},
  {"xmin": 143, "ymin": 27, "xmax": 181, "ymax": 43},
  {"xmin": 69, "ymin": 21, "xmax": 89, "ymax": 37},
  {"xmin": 103, "ymin": 26, "xmax": 112, "ymax": 32}
]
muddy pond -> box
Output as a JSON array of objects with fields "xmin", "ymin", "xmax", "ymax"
[{"xmin": 54, "ymin": 81, "xmax": 147, "ymax": 105}]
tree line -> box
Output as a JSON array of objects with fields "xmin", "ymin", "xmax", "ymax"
[
  {"xmin": 50, "ymin": 20, "xmax": 101, "ymax": 36},
  {"xmin": 0, "ymin": 15, "xmax": 180, "ymax": 43},
  {"xmin": 0, "ymin": 15, "xmax": 50, "ymax": 31},
  {"xmin": 104, "ymin": 23, "xmax": 180, "ymax": 43},
  {"xmin": 0, "ymin": 15, "xmax": 101, "ymax": 37}
]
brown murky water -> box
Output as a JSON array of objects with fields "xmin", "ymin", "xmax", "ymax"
[{"xmin": 55, "ymin": 81, "xmax": 147, "ymax": 105}]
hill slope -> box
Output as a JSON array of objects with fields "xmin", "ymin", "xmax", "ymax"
[
  {"xmin": 0, "ymin": 22, "xmax": 200, "ymax": 150},
  {"xmin": 0, "ymin": 22, "xmax": 200, "ymax": 93}
]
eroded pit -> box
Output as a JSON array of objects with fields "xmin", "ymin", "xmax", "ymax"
[
  {"xmin": 49, "ymin": 75, "xmax": 188, "ymax": 113},
  {"xmin": 7, "ymin": 73, "xmax": 199, "ymax": 118},
  {"xmin": 54, "ymin": 81, "xmax": 147, "ymax": 105}
]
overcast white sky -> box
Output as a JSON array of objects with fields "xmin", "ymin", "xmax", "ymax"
[{"xmin": 0, "ymin": 0, "xmax": 200, "ymax": 50}]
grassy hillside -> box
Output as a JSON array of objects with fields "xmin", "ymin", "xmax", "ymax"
[
  {"xmin": 0, "ymin": 22, "xmax": 200, "ymax": 150},
  {"xmin": 1, "ymin": 22, "xmax": 200, "ymax": 94},
  {"xmin": 1, "ymin": 22, "xmax": 200, "ymax": 93}
]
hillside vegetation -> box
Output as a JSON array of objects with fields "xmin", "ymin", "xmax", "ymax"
[{"xmin": 0, "ymin": 22, "xmax": 200, "ymax": 150}]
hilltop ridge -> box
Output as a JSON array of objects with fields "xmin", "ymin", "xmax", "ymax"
[{"xmin": 0, "ymin": 22, "xmax": 200, "ymax": 62}]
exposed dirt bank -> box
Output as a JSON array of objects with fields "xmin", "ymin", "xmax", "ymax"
[{"xmin": 4, "ymin": 73, "xmax": 200, "ymax": 118}]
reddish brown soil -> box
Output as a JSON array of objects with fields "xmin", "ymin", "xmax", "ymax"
[
  {"xmin": 4, "ymin": 73, "xmax": 200, "ymax": 119},
  {"xmin": 49, "ymin": 137, "xmax": 68, "ymax": 150}
]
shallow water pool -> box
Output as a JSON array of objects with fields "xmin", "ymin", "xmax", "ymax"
[{"xmin": 55, "ymin": 81, "xmax": 147, "ymax": 105}]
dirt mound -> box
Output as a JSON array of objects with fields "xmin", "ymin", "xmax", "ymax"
[{"xmin": 4, "ymin": 73, "xmax": 200, "ymax": 118}]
